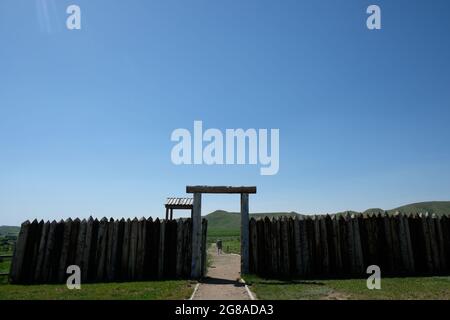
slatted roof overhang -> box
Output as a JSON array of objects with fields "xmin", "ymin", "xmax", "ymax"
[{"xmin": 165, "ymin": 197, "xmax": 194, "ymax": 209}]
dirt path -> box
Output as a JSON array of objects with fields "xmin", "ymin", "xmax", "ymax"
[{"xmin": 192, "ymin": 245, "xmax": 252, "ymax": 300}]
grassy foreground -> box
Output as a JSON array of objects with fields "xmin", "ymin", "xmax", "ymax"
[
  {"xmin": 244, "ymin": 275, "xmax": 450, "ymax": 300},
  {"xmin": 0, "ymin": 279, "xmax": 195, "ymax": 300}
]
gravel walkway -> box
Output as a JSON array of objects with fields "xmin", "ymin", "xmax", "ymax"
[{"xmin": 192, "ymin": 245, "xmax": 252, "ymax": 300}]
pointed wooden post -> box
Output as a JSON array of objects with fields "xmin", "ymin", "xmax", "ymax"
[
  {"xmin": 191, "ymin": 192, "xmax": 202, "ymax": 278},
  {"xmin": 241, "ymin": 193, "xmax": 249, "ymax": 274}
]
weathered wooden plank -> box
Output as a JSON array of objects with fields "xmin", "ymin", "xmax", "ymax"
[
  {"xmin": 121, "ymin": 219, "xmax": 131, "ymax": 280},
  {"xmin": 10, "ymin": 220, "xmax": 31, "ymax": 283},
  {"xmin": 427, "ymin": 214, "xmax": 441, "ymax": 273},
  {"xmin": 95, "ymin": 217, "xmax": 108, "ymax": 282},
  {"xmin": 175, "ymin": 219, "xmax": 184, "ymax": 277},
  {"xmin": 191, "ymin": 192, "xmax": 202, "ymax": 278},
  {"xmin": 186, "ymin": 186, "xmax": 257, "ymax": 194},
  {"xmin": 114, "ymin": 219, "xmax": 125, "ymax": 279},
  {"xmin": 105, "ymin": 219, "xmax": 115, "ymax": 281},
  {"xmin": 153, "ymin": 218, "xmax": 162, "ymax": 278},
  {"xmin": 158, "ymin": 219, "xmax": 166, "ymax": 278},
  {"xmin": 68, "ymin": 218, "xmax": 80, "ymax": 268},
  {"xmin": 421, "ymin": 213, "xmax": 434, "ymax": 273},
  {"xmin": 41, "ymin": 221, "xmax": 57, "ymax": 283},
  {"xmin": 320, "ymin": 216, "xmax": 330, "ymax": 275},
  {"xmin": 182, "ymin": 219, "xmax": 191, "ymax": 277},
  {"xmin": 280, "ymin": 217, "xmax": 290, "ymax": 276},
  {"xmin": 310, "ymin": 215, "xmax": 321, "ymax": 275},
  {"xmin": 240, "ymin": 193, "xmax": 250, "ymax": 274},
  {"xmin": 34, "ymin": 221, "xmax": 50, "ymax": 282},
  {"xmin": 201, "ymin": 218, "xmax": 208, "ymax": 277},
  {"xmin": 144, "ymin": 218, "xmax": 154, "ymax": 279},
  {"xmin": 58, "ymin": 218, "xmax": 73, "ymax": 283},
  {"xmin": 81, "ymin": 217, "xmax": 96, "ymax": 282},
  {"xmin": 75, "ymin": 219, "xmax": 87, "ymax": 279},
  {"xmin": 435, "ymin": 216, "xmax": 448, "ymax": 272},
  {"xmin": 249, "ymin": 218, "xmax": 258, "ymax": 274},
  {"xmin": 331, "ymin": 215, "xmax": 343, "ymax": 275},
  {"xmin": 382, "ymin": 213, "xmax": 395, "ymax": 274},
  {"xmin": 136, "ymin": 218, "xmax": 147, "ymax": 280},
  {"xmin": 398, "ymin": 214, "xmax": 414, "ymax": 273},
  {"xmin": 128, "ymin": 218, "xmax": 139, "ymax": 280}
]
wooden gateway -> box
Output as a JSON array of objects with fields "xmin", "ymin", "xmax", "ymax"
[
  {"xmin": 186, "ymin": 185, "xmax": 257, "ymax": 278},
  {"xmin": 164, "ymin": 197, "xmax": 193, "ymax": 220}
]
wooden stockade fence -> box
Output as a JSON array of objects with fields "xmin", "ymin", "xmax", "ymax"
[
  {"xmin": 10, "ymin": 217, "xmax": 208, "ymax": 284},
  {"xmin": 249, "ymin": 213, "xmax": 450, "ymax": 278}
]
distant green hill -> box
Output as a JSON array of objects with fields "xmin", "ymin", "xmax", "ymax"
[
  {"xmin": 205, "ymin": 210, "xmax": 301, "ymax": 234},
  {"xmin": 0, "ymin": 226, "xmax": 20, "ymax": 237},
  {"xmin": 389, "ymin": 201, "xmax": 450, "ymax": 215},
  {"xmin": 205, "ymin": 201, "xmax": 450, "ymax": 233}
]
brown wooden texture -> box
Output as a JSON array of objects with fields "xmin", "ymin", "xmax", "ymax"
[
  {"xmin": 248, "ymin": 213, "xmax": 450, "ymax": 278},
  {"xmin": 10, "ymin": 217, "xmax": 206, "ymax": 284}
]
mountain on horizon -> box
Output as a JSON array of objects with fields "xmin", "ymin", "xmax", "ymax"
[{"xmin": 205, "ymin": 201, "xmax": 450, "ymax": 232}]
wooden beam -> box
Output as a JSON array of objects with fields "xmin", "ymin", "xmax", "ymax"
[
  {"xmin": 241, "ymin": 193, "xmax": 250, "ymax": 274},
  {"xmin": 186, "ymin": 186, "xmax": 257, "ymax": 194},
  {"xmin": 191, "ymin": 193, "xmax": 202, "ymax": 278},
  {"xmin": 165, "ymin": 205, "xmax": 194, "ymax": 210}
]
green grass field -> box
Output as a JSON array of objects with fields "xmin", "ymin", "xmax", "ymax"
[
  {"xmin": 207, "ymin": 227, "xmax": 241, "ymax": 254},
  {"xmin": 244, "ymin": 274, "xmax": 450, "ymax": 300},
  {"xmin": 0, "ymin": 279, "xmax": 195, "ymax": 300},
  {"xmin": 0, "ymin": 259, "xmax": 11, "ymax": 275}
]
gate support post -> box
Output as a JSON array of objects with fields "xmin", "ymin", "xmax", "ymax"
[
  {"xmin": 191, "ymin": 192, "xmax": 202, "ymax": 278},
  {"xmin": 241, "ymin": 193, "xmax": 249, "ymax": 274}
]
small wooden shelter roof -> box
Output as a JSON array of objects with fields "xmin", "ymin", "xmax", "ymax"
[{"xmin": 165, "ymin": 197, "xmax": 193, "ymax": 209}]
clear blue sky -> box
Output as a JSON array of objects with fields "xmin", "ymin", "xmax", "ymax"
[{"xmin": 1, "ymin": 0, "xmax": 450, "ymax": 225}]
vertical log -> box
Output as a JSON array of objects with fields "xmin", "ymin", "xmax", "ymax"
[
  {"xmin": 34, "ymin": 221, "xmax": 50, "ymax": 282},
  {"xmin": 10, "ymin": 220, "xmax": 31, "ymax": 283},
  {"xmin": 280, "ymin": 217, "xmax": 290, "ymax": 276},
  {"xmin": 398, "ymin": 214, "xmax": 415, "ymax": 273},
  {"xmin": 201, "ymin": 218, "xmax": 208, "ymax": 277},
  {"xmin": 428, "ymin": 214, "xmax": 441, "ymax": 273},
  {"xmin": 191, "ymin": 192, "xmax": 202, "ymax": 278},
  {"xmin": 105, "ymin": 219, "xmax": 115, "ymax": 281},
  {"xmin": 249, "ymin": 218, "xmax": 258, "ymax": 273},
  {"xmin": 240, "ymin": 193, "xmax": 250, "ymax": 275},
  {"xmin": 158, "ymin": 219, "xmax": 166, "ymax": 278},
  {"xmin": 435, "ymin": 215, "xmax": 447, "ymax": 272},
  {"xmin": 121, "ymin": 219, "xmax": 131, "ymax": 280},
  {"xmin": 264, "ymin": 217, "xmax": 272, "ymax": 275},
  {"xmin": 313, "ymin": 215, "xmax": 322, "ymax": 275},
  {"xmin": 332, "ymin": 215, "xmax": 343, "ymax": 275},
  {"xmin": 95, "ymin": 217, "xmax": 108, "ymax": 282},
  {"xmin": 320, "ymin": 216, "xmax": 330, "ymax": 275},
  {"xmin": 421, "ymin": 213, "xmax": 434, "ymax": 273},
  {"xmin": 114, "ymin": 219, "xmax": 125, "ymax": 280},
  {"xmin": 175, "ymin": 219, "xmax": 184, "ymax": 277},
  {"xmin": 136, "ymin": 217, "xmax": 147, "ymax": 280},
  {"xmin": 128, "ymin": 218, "xmax": 139, "ymax": 280},
  {"xmin": 382, "ymin": 213, "xmax": 395, "ymax": 274},
  {"xmin": 42, "ymin": 221, "xmax": 57, "ymax": 283},
  {"xmin": 293, "ymin": 216, "xmax": 302, "ymax": 276},
  {"xmin": 352, "ymin": 214, "xmax": 364, "ymax": 275},
  {"xmin": 58, "ymin": 218, "xmax": 73, "ymax": 283},
  {"xmin": 75, "ymin": 219, "xmax": 87, "ymax": 279},
  {"xmin": 82, "ymin": 217, "xmax": 95, "ymax": 282}
]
